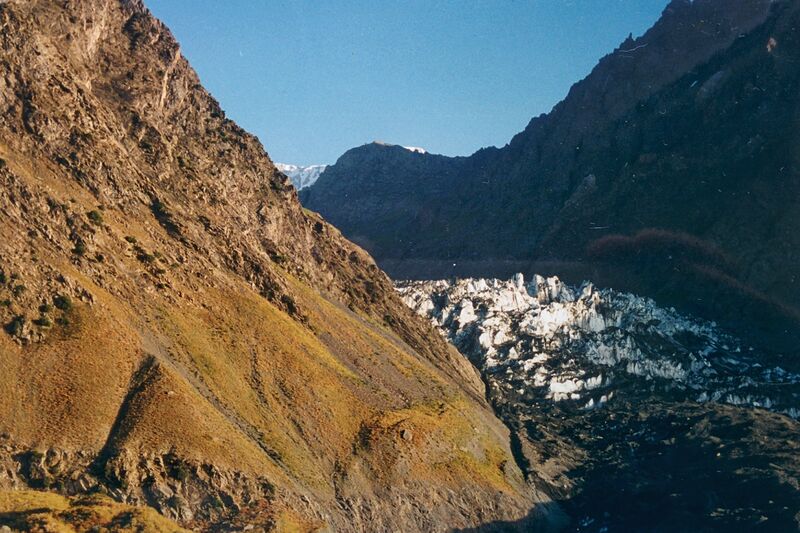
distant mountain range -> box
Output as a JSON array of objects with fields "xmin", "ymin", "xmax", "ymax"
[
  {"xmin": 278, "ymin": 144, "xmax": 427, "ymax": 191},
  {"xmin": 300, "ymin": 0, "xmax": 800, "ymax": 350}
]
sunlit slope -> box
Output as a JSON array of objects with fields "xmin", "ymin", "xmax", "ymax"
[
  {"xmin": 0, "ymin": 490, "xmax": 189, "ymax": 532},
  {"xmin": 0, "ymin": 0, "xmax": 547, "ymax": 530}
]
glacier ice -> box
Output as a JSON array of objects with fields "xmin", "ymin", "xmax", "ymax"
[{"xmin": 397, "ymin": 274, "xmax": 799, "ymax": 417}]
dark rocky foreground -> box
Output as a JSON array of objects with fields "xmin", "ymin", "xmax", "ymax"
[{"xmin": 400, "ymin": 275, "xmax": 800, "ymax": 531}]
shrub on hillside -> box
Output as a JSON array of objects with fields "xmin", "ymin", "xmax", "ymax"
[
  {"xmin": 587, "ymin": 228, "xmax": 735, "ymax": 274},
  {"xmin": 87, "ymin": 210, "xmax": 103, "ymax": 225},
  {"xmin": 5, "ymin": 315, "xmax": 25, "ymax": 336},
  {"xmin": 73, "ymin": 239, "xmax": 87, "ymax": 256},
  {"xmin": 53, "ymin": 294, "xmax": 72, "ymax": 311},
  {"xmin": 135, "ymin": 245, "xmax": 156, "ymax": 264},
  {"xmin": 33, "ymin": 316, "xmax": 52, "ymax": 327}
]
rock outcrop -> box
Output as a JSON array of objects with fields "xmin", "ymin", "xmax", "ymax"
[{"xmin": 0, "ymin": 488, "xmax": 189, "ymax": 532}]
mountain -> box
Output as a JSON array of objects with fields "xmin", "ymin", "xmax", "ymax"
[
  {"xmin": 400, "ymin": 274, "xmax": 800, "ymax": 530},
  {"xmin": 301, "ymin": 142, "xmax": 470, "ymax": 256},
  {"xmin": 276, "ymin": 145, "xmax": 426, "ymax": 192},
  {"xmin": 299, "ymin": 0, "xmax": 800, "ymax": 350},
  {"xmin": 0, "ymin": 1, "xmax": 556, "ymax": 530},
  {"xmin": 275, "ymin": 163, "xmax": 327, "ymax": 190}
]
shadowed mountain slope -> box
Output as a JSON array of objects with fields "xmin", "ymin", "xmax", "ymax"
[{"xmin": 300, "ymin": 0, "xmax": 800, "ymax": 350}]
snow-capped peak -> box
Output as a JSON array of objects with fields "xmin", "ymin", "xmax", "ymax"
[
  {"xmin": 403, "ymin": 146, "xmax": 427, "ymax": 154},
  {"xmin": 371, "ymin": 141, "xmax": 427, "ymax": 154},
  {"xmin": 276, "ymin": 163, "xmax": 327, "ymax": 190}
]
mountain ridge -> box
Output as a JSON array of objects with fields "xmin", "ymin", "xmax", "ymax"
[
  {"xmin": 0, "ymin": 1, "xmax": 554, "ymax": 529},
  {"xmin": 299, "ymin": 0, "xmax": 800, "ymax": 350}
]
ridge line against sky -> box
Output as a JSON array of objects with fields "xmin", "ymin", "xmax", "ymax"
[{"xmin": 147, "ymin": 0, "xmax": 669, "ymax": 166}]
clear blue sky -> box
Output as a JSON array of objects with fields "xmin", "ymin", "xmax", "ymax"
[{"xmin": 147, "ymin": 0, "xmax": 669, "ymax": 165}]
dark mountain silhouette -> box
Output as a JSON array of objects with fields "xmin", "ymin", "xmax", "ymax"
[{"xmin": 301, "ymin": 0, "xmax": 800, "ymax": 350}]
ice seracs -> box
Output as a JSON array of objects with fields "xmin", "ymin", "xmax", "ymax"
[
  {"xmin": 397, "ymin": 274, "xmax": 799, "ymax": 417},
  {"xmin": 276, "ymin": 163, "xmax": 328, "ymax": 190}
]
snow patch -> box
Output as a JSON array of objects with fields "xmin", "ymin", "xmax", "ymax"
[{"xmin": 403, "ymin": 146, "xmax": 427, "ymax": 154}]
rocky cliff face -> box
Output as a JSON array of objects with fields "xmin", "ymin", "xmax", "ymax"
[
  {"xmin": 300, "ymin": 0, "xmax": 800, "ymax": 350},
  {"xmin": 0, "ymin": 1, "xmax": 553, "ymax": 530},
  {"xmin": 399, "ymin": 275, "xmax": 800, "ymax": 530}
]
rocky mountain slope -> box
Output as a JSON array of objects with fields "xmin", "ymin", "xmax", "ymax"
[
  {"xmin": 0, "ymin": 1, "xmax": 557, "ymax": 530},
  {"xmin": 275, "ymin": 163, "xmax": 327, "ymax": 191},
  {"xmin": 300, "ymin": 0, "xmax": 800, "ymax": 349},
  {"xmin": 400, "ymin": 275, "xmax": 800, "ymax": 531}
]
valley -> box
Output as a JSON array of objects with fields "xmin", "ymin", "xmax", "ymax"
[
  {"xmin": 299, "ymin": 0, "xmax": 800, "ymax": 354},
  {"xmin": 0, "ymin": 0, "xmax": 797, "ymax": 531}
]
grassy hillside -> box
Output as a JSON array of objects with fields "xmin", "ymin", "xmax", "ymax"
[
  {"xmin": 0, "ymin": 0, "xmax": 549, "ymax": 530},
  {"xmin": 0, "ymin": 490, "xmax": 188, "ymax": 532}
]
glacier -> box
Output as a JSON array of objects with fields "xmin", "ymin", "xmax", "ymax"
[{"xmin": 397, "ymin": 274, "xmax": 799, "ymax": 418}]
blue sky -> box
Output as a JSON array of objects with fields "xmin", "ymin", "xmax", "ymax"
[{"xmin": 147, "ymin": 1, "xmax": 669, "ymax": 165}]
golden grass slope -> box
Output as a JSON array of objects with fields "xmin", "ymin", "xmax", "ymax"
[
  {"xmin": 0, "ymin": 1, "xmax": 550, "ymax": 529},
  {"xmin": 0, "ymin": 490, "xmax": 187, "ymax": 532}
]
